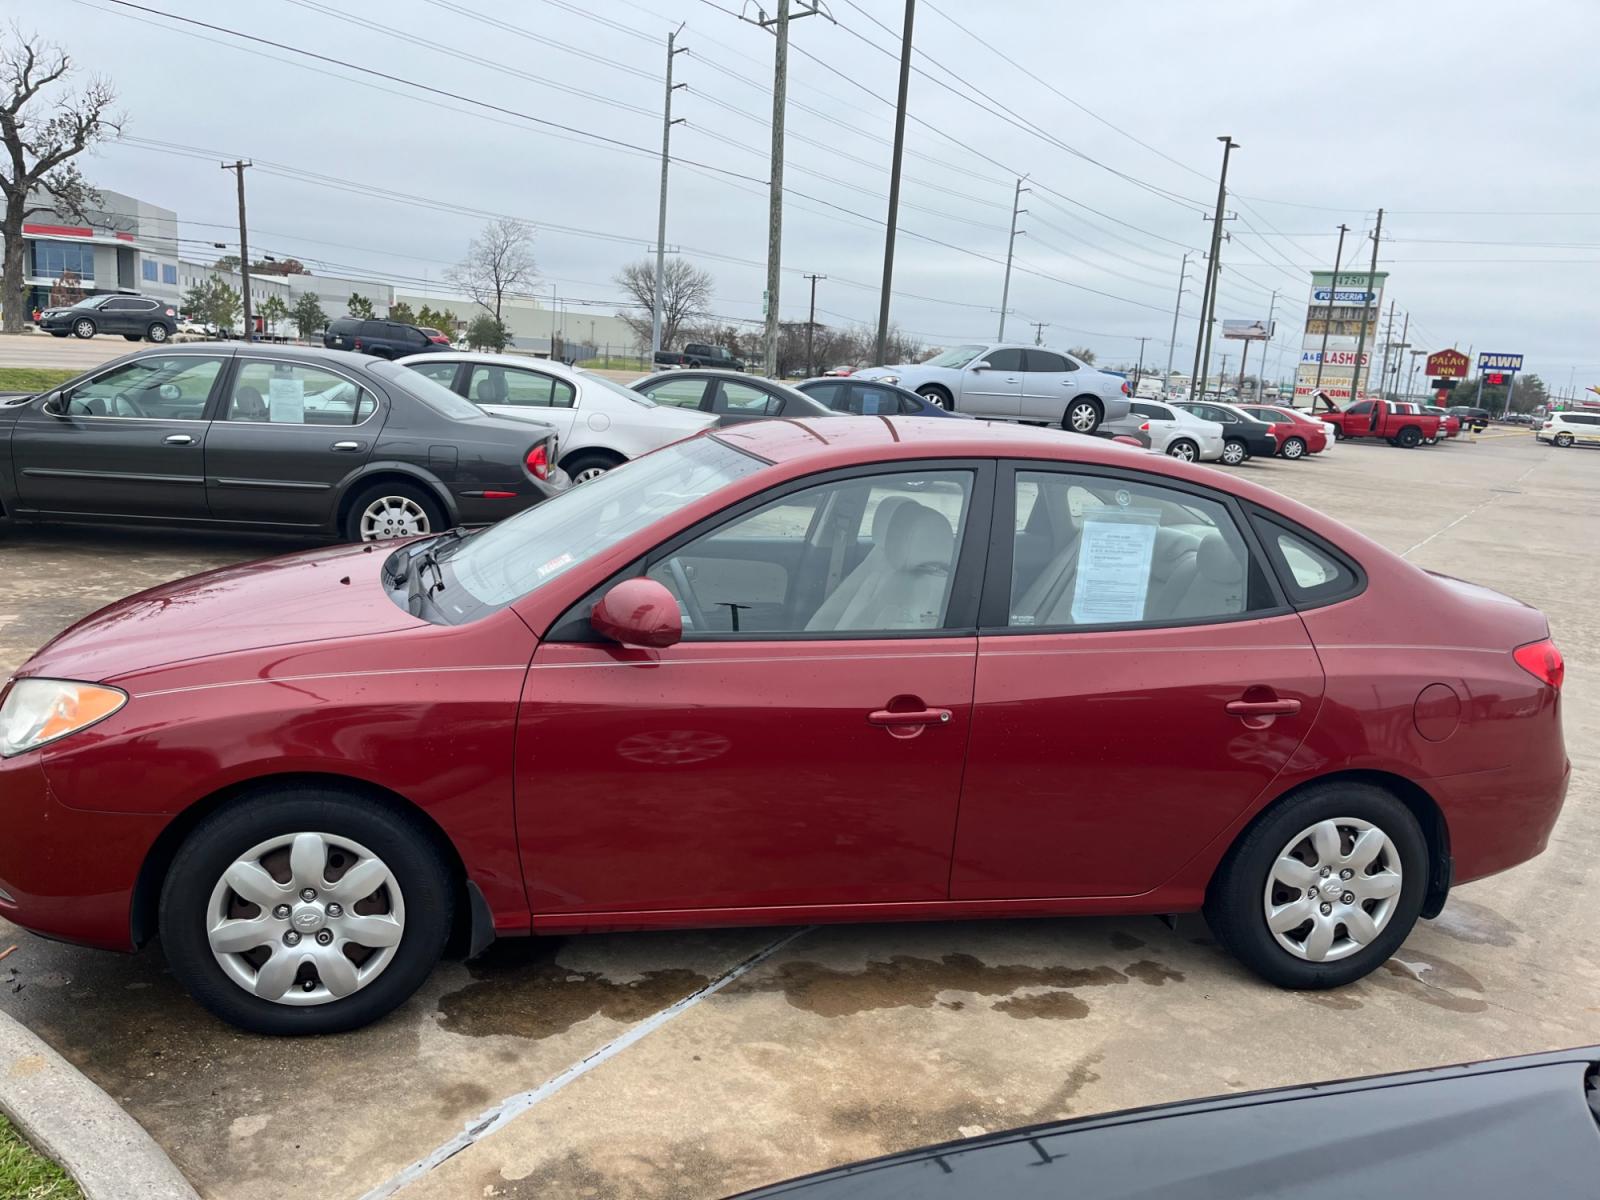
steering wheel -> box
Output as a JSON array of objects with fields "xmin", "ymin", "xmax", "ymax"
[
  {"xmin": 112, "ymin": 390, "xmax": 149, "ymax": 418},
  {"xmin": 666, "ymin": 558, "xmax": 708, "ymax": 630}
]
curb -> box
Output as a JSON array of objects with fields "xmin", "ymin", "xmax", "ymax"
[{"xmin": 0, "ymin": 1005, "xmax": 199, "ymax": 1200}]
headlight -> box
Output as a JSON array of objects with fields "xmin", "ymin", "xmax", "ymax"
[
  {"xmin": 0, "ymin": 679, "xmax": 128, "ymax": 757},
  {"xmin": 880, "ymin": 374, "xmax": 900, "ymax": 384}
]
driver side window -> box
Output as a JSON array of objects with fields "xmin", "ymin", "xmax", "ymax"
[{"xmin": 61, "ymin": 355, "xmax": 224, "ymax": 419}]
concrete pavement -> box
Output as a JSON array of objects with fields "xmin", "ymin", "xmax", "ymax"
[{"xmin": 0, "ymin": 432, "xmax": 1595, "ymax": 1199}]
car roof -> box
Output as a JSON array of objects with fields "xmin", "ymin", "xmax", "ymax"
[{"xmin": 397, "ymin": 350, "xmax": 585, "ymax": 380}]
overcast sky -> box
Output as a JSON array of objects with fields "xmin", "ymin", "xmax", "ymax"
[{"xmin": 28, "ymin": 0, "xmax": 1600, "ymax": 388}]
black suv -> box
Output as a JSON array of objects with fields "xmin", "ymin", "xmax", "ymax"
[
  {"xmin": 323, "ymin": 317, "xmax": 448, "ymax": 359},
  {"xmin": 38, "ymin": 294, "xmax": 178, "ymax": 343}
]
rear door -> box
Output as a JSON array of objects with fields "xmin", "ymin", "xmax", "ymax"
[
  {"xmin": 952, "ymin": 462, "xmax": 1324, "ymax": 900},
  {"xmin": 711, "ymin": 378, "xmax": 784, "ymax": 424},
  {"xmin": 463, "ymin": 362, "xmax": 579, "ymax": 446},
  {"xmin": 99, "ymin": 296, "xmax": 145, "ymax": 336},
  {"xmin": 637, "ymin": 374, "xmax": 713, "ymax": 413},
  {"xmin": 1018, "ymin": 349, "xmax": 1077, "ymax": 421},
  {"xmin": 12, "ymin": 352, "xmax": 227, "ymax": 519},
  {"xmin": 202, "ymin": 357, "xmax": 383, "ymax": 528},
  {"xmin": 958, "ymin": 348, "xmax": 1023, "ymax": 418}
]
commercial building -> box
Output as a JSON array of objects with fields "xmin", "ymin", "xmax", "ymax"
[{"xmin": 13, "ymin": 188, "xmax": 180, "ymax": 317}]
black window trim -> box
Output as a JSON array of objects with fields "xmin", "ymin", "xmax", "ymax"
[
  {"xmin": 545, "ymin": 457, "xmax": 998, "ymax": 644},
  {"xmin": 977, "ymin": 458, "xmax": 1291, "ymax": 636},
  {"xmin": 1244, "ymin": 503, "xmax": 1368, "ymax": 610}
]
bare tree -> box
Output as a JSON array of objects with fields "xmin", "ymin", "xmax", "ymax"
[
  {"xmin": 448, "ymin": 217, "xmax": 536, "ymax": 324},
  {"xmin": 1067, "ymin": 345, "xmax": 1098, "ymax": 364},
  {"xmin": 0, "ymin": 29, "xmax": 120, "ymax": 333},
  {"xmin": 615, "ymin": 256, "xmax": 714, "ymax": 353}
]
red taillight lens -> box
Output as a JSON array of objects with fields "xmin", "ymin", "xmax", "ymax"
[
  {"xmin": 1121, "ymin": 381, "xmax": 1132, "ymax": 396},
  {"xmin": 1139, "ymin": 421, "xmax": 1151, "ymax": 432},
  {"xmin": 1513, "ymin": 639, "xmax": 1564, "ymax": 690},
  {"xmin": 525, "ymin": 444, "xmax": 550, "ymax": 481},
  {"xmin": 353, "ymin": 338, "xmax": 362, "ymax": 349}
]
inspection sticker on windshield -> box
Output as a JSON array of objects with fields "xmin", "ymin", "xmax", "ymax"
[
  {"xmin": 535, "ymin": 552, "xmax": 575, "ymax": 579},
  {"xmin": 1071, "ymin": 510, "xmax": 1160, "ymax": 624}
]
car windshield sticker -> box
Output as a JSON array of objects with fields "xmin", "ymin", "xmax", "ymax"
[
  {"xmin": 268, "ymin": 374, "xmax": 306, "ymax": 423},
  {"xmin": 1071, "ymin": 509, "xmax": 1160, "ymax": 624},
  {"xmin": 536, "ymin": 552, "xmax": 575, "ymax": 579}
]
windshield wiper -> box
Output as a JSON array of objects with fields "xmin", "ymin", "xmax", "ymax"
[{"xmin": 390, "ymin": 526, "xmax": 472, "ymax": 589}]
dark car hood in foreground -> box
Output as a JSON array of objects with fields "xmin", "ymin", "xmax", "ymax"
[
  {"xmin": 19, "ymin": 541, "xmax": 419, "ymax": 683},
  {"xmin": 732, "ymin": 1048, "xmax": 1600, "ymax": 1199}
]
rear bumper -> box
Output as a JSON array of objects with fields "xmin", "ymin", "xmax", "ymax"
[
  {"xmin": 0, "ymin": 755, "xmax": 155, "ymax": 951},
  {"xmin": 1437, "ymin": 756, "xmax": 1572, "ymax": 886}
]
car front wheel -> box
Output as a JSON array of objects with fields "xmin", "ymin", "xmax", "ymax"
[
  {"xmin": 916, "ymin": 385, "xmax": 952, "ymax": 411},
  {"xmin": 1204, "ymin": 781, "xmax": 1426, "ymax": 989},
  {"xmin": 1221, "ymin": 439, "xmax": 1248, "ymax": 466},
  {"xmin": 158, "ymin": 787, "xmax": 454, "ymax": 1035},
  {"xmin": 1063, "ymin": 398, "xmax": 1103, "ymax": 435},
  {"xmin": 72, "ymin": 318, "xmax": 96, "ymax": 339}
]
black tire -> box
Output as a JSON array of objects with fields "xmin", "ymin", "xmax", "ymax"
[
  {"xmin": 1166, "ymin": 438, "xmax": 1199, "ymax": 462},
  {"xmin": 146, "ymin": 322, "xmax": 171, "ymax": 344},
  {"xmin": 123, "ymin": 333, "xmax": 142, "ymax": 342},
  {"xmin": 1221, "ymin": 439, "xmax": 1248, "ymax": 466},
  {"xmin": 916, "ymin": 385, "xmax": 953, "ymax": 411},
  {"xmin": 341, "ymin": 480, "xmax": 446, "ymax": 543},
  {"xmin": 564, "ymin": 451, "xmax": 624, "ymax": 484},
  {"xmin": 1063, "ymin": 397, "xmax": 1103, "ymax": 435},
  {"xmin": 1204, "ymin": 781, "xmax": 1427, "ymax": 989},
  {"xmin": 72, "ymin": 318, "xmax": 96, "ymax": 339},
  {"xmin": 1280, "ymin": 436, "xmax": 1306, "ymax": 460},
  {"xmin": 1555, "ymin": 433, "xmax": 1574, "ymax": 448},
  {"xmin": 49, "ymin": 330, "xmax": 69, "ymax": 338},
  {"xmin": 158, "ymin": 787, "xmax": 454, "ymax": 1035},
  {"xmin": 1330, "ymin": 425, "xmax": 1344, "ymax": 441},
  {"xmin": 1397, "ymin": 425, "xmax": 1422, "ymax": 448}
]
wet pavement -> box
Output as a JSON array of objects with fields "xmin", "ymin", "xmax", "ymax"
[{"xmin": 2, "ymin": 430, "xmax": 1597, "ymax": 1199}]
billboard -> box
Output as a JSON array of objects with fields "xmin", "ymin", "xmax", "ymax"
[
  {"xmin": 1297, "ymin": 268, "xmax": 1388, "ymax": 402},
  {"xmin": 1222, "ymin": 319, "xmax": 1273, "ymax": 341}
]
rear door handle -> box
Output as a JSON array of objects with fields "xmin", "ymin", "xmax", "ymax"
[
  {"xmin": 1226, "ymin": 699, "xmax": 1302, "ymax": 717},
  {"xmin": 331, "ymin": 440, "xmax": 363, "ymax": 452},
  {"xmin": 163, "ymin": 433, "xmax": 193, "ymax": 445},
  {"xmin": 868, "ymin": 708, "xmax": 951, "ymax": 727}
]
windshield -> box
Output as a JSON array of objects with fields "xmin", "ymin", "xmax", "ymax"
[
  {"xmin": 369, "ymin": 359, "xmax": 482, "ymax": 420},
  {"xmin": 583, "ymin": 370, "xmax": 656, "ymax": 408},
  {"xmin": 73, "ymin": 295, "xmax": 112, "ymax": 310},
  {"xmin": 922, "ymin": 344, "xmax": 985, "ymax": 369},
  {"xmin": 435, "ymin": 436, "xmax": 764, "ymax": 618}
]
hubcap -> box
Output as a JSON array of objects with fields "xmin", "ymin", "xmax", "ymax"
[
  {"xmin": 360, "ymin": 495, "xmax": 430, "ymax": 541},
  {"xmin": 1170, "ymin": 442, "xmax": 1195, "ymax": 461},
  {"xmin": 573, "ymin": 466, "xmax": 608, "ymax": 484},
  {"xmin": 920, "ymin": 391, "xmax": 949, "ymax": 411},
  {"xmin": 1223, "ymin": 443, "xmax": 1244, "ymax": 464},
  {"xmin": 1068, "ymin": 403, "xmax": 1098, "ymax": 432},
  {"xmin": 205, "ymin": 831, "xmax": 405, "ymax": 1006},
  {"xmin": 74, "ymin": 320, "xmax": 94, "ymax": 338},
  {"xmin": 1285, "ymin": 439, "xmax": 1304, "ymax": 458},
  {"xmin": 149, "ymin": 325, "xmax": 168, "ymax": 342},
  {"xmin": 1263, "ymin": 817, "xmax": 1402, "ymax": 963}
]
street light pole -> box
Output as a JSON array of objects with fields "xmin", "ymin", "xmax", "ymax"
[
  {"xmin": 803, "ymin": 272, "xmax": 826, "ymax": 376},
  {"xmin": 1165, "ymin": 251, "xmax": 1190, "ymax": 392}
]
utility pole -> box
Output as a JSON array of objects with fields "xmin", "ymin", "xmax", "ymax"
[
  {"xmin": 1190, "ymin": 136, "xmax": 1238, "ymax": 400},
  {"xmin": 1029, "ymin": 320, "xmax": 1048, "ymax": 345},
  {"xmin": 1256, "ymin": 289, "xmax": 1278, "ymax": 401},
  {"xmin": 803, "ymin": 272, "xmax": 826, "ymax": 376},
  {"xmin": 997, "ymin": 176, "xmax": 1028, "ymax": 340},
  {"xmin": 1408, "ymin": 348, "xmax": 1426, "ymax": 403},
  {"xmin": 1219, "ymin": 352, "xmax": 1230, "ymax": 393},
  {"xmin": 1311, "ymin": 223, "xmax": 1350, "ymax": 396},
  {"xmin": 1134, "ymin": 336, "xmax": 1149, "ymax": 390},
  {"xmin": 1388, "ymin": 310, "xmax": 1409, "ymax": 400},
  {"xmin": 1376, "ymin": 300, "xmax": 1397, "ymax": 400},
  {"xmin": 1165, "ymin": 251, "xmax": 1190, "ymax": 391},
  {"xmin": 874, "ymin": 0, "xmax": 915, "ymax": 366},
  {"xmin": 1347, "ymin": 208, "xmax": 1384, "ymax": 401},
  {"xmin": 752, "ymin": 0, "xmax": 823, "ymax": 378},
  {"xmin": 650, "ymin": 25, "xmax": 688, "ymax": 360},
  {"xmin": 221, "ymin": 161, "xmax": 253, "ymax": 340}
]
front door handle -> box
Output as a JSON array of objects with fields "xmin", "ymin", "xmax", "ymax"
[
  {"xmin": 868, "ymin": 708, "xmax": 951, "ymax": 727},
  {"xmin": 331, "ymin": 440, "xmax": 363, "ymax": 452},
  {"xmin": 163, "ymin": 433, "xmax": 193, "ymax": 445},
  {"xmin": 1226, "ymin": 698, "xmax": 1302, "ymax": 717}
]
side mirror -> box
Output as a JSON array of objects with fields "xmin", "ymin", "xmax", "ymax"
[
  {"xmin": 42, "ymin": 391, "xmax": 70, "ymax": 417},
  {"xmin": 969, "ymin": 361, "xmax": 989, "ymax": 372},
  {"xmin": 590, "ymin": 577, "xmax": 682, "ymax": 648}
]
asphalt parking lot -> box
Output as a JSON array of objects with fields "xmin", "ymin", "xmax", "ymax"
[{"xmin": 2, "ymin": 429, "xmax": 1596, "ymax": 1200}]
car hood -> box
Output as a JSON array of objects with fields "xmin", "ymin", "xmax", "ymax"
[{"xmin": 16, "ymin": 542, "xmax": 420, "ymax": 684}]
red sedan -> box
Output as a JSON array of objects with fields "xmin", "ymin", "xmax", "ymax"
[
  {"xmin": 0, "ymin": 420, "xmax": 1568, "ymax": 1034},
  {"xmin": 1238, "ymin": 404, "xmax": 1331, "ymax": 459}
]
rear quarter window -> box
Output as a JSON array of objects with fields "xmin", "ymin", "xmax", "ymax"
[{"xmin": 1249, "ymin": 511, "xmax": 1365, "ymax": 608}]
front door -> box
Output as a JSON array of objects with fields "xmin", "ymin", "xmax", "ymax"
[
  {"xmin": 12, "ymin": 352, "xmax": 226, "ymax": 519},
  {"xmin": 516, "ymin": 463, "xmax": 990, "ymax": 915},
  {"xmin": 951, "ymin": 464, "xmax": 1325, "ymax": 899},
  {"xmin": 203, "ymin": 357, "xmax": 382, "ymax": 528},
  {"xmin": 958, "ymin": 348, "xmax": 1023, "ymax": 418}
]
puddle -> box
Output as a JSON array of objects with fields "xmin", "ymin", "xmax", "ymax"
[
  {"xmin": 1379, "ymin": 949, "xmax": 1488, "ymax": 1013},
  {"xmin": 1428, "ymin": 897, "xmax": 1520, "ymax": 947},
  {"xmin": 1124, "ymin": 960, "xmax": 1184, "ymax": 986},
  {"xmin": 993, "ymin": 991, "xmax": 1090, "ymax": 1020}
]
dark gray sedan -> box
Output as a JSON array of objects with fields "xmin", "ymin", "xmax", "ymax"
[
  {"xmin": 631, "ymin": 369, "xmax": 837, "ymax": 424},
  {"xmin": 0, "ymin": 344, "xmax": 564, "ymax": 542}
]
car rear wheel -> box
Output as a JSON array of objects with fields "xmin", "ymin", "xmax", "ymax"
[
  {"xmin": 1167, "ymin": 439, "xmax": 1198, "ymax": 462},
  {"xmin": 564, "ymin": 451, "xmax": 623, "ymax": 484},
  {"xmin": 345, "ymin": 481, "xmax": 445, "ymax": 542},
  {"xmin": 1221, "ymin": 439, "xmax": 1248, "ymax": 466},
  {"xmin": 1204, "ymin": 781, "xmax": 1427, "ymax": 989},
  {"xmin": 916, "ymin": 385, "xmax": 952, "ymax": 411},
  {"xmin": 158, "ymin": 787, "xmax": 453, "ymax": 1035},
  {"xmin": 72, "ymin": 318, "xmax": 96, "ymax": 339},
  {"xmin": 1555, "ymin": 433, "xmax": 1574, "ymax": 447},
  {"xmin": 147, "ymin": 323, "xmax": 170, "ymax": 343},
  {"xmin": 1063, "ymin": 398, "xmax": 1103, "ymax": 435},
  {"xmin": 1397, "ymin": 426, "xmax": 1422, "ymax": 448},
  {"xmin": 1330, "ymin": 425, "xmax": 1344, "ymax": 441},
  {"xmin": 1281, "ymin": 436, "xmax": 1306, "ymax": 459}
]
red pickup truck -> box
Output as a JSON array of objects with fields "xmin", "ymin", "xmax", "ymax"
[{"xmin": 1312, "ymin": 395, "xmax": 1442, "ymax": 447}]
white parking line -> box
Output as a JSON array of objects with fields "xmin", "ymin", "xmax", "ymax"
[
  {"xmin": 1400, "ymin": 457, "xmax": 1545, "ymax": 559},
  {"xmin": 357, "ymin": 926, "xmax": 813, "ymax": 1200}
]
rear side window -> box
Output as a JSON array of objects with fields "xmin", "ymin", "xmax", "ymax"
[
  {"xmin": 803, "ymin": 381, "xmax": 844, "ymax": 409},
  {"xmin": 1250, "ymin": 513, "xmax": 1364, "ymax": 608},
  {"xmin": 328, "ymin": 318, "xmax": 360, "ymax": 336}
]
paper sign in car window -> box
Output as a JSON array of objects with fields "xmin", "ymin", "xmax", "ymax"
[
  {"xmin": 1071, "ymin": 509, "xmax": 1161, "ymax": 625},
  {"xmin": 268, "ymin": 375, "xmax": 306, "ymax": 423}
]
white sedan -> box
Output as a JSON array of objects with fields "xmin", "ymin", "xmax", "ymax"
[
  {"xmin": 1126, "ymin": 399, "xmax": 1227, "ymax": 462},
  {"xmin": 398, "ymin": 352, "xmax": 716, "ymax": 482}
]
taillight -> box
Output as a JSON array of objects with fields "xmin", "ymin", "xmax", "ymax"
[
  {"xmin": 1139, "ymin": 421, "xmax": 1151, "ymax": 432},
  {"xmin": 1121, "ymin": 381, "xmax": 1132, "ymax": 396},
  {"xmin": 353, "ymin": 338, "xmax": 362, "ymax": 349},
  {"xmin": 525, "ymin": 444, "xmax": 550, "ymax": 481},
  {"xmin": 1513, "ymin": 639, "xmax": 1564, "ymax": 690}
]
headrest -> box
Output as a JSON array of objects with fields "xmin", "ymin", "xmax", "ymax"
[
  {"xmin": 477, "ymin": 373, "xmax": 506, "ymax": 402},
  {"xmin": 1198, "ymin": 535, "xmax": 1244, "ymax": 583},
  {"xmin": 884, "ymin": 502, "xmax": 955, "ymax": 572},
  {"xmin": 869, "ymin": 495, "xmax": 911, "ymax": 543}
]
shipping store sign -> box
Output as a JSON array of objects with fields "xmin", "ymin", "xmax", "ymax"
[{"xmin": 1305, "ymin": 317, "xmax": 1380, "ymax": 337}]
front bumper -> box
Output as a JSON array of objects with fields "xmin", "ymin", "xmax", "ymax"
[{"xmin": 36, "ymin": 313, "xmax": 74, "ymax": 333}]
